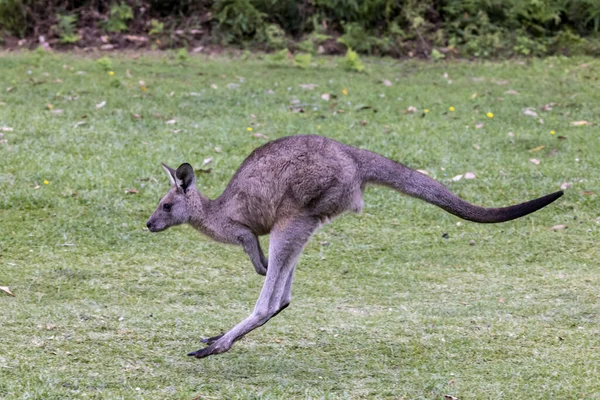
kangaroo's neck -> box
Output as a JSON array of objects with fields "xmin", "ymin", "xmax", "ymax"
[{"xmin": 188, "ymin": 194, "xmax": 234, "ymax": 244}]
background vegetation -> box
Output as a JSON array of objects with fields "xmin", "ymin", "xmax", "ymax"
[
  {"xmin": 0, "ymin": 51, "xmax": 598, "ymax": 398},
  {"xmin": 2, "ymin": 0, "xmax": 600, "ymax": 57}
]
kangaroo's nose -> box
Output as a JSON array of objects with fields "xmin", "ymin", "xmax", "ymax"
[{"xmin": 146, "ymin": 221, "xmax": 153, "ymax": 230}]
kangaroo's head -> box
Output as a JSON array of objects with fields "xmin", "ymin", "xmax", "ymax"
[{"xmin": 146, "ymin": 163, "xmax": 200, "ymax": 232}]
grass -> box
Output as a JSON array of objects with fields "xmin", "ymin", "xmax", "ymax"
[{"xmin": 0, "ymin": 50, "xmax": 598, "ymax": 399}]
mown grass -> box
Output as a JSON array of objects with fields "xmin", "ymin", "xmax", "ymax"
[{"xmin": 0, "ymin": 51, "xmax": 598, "ymax": 399}]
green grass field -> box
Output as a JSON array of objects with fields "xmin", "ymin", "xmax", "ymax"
[{"xmin": 0, "ymin": 51, "xmax": 598, "ymax": 399}]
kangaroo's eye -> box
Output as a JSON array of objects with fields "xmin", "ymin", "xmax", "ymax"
[{"xmin": 163, "ymin": 203, "xmax": 172, "ymax": 211}]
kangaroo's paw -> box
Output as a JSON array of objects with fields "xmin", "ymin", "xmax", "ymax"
[{"xmin": 201, "ymin": 333, "xmax": 224, "ymax": 345}]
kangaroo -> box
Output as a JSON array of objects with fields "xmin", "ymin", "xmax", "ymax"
[{"xmin": 146, "ymin": 134, "xmax": 563, "ymax": 359}]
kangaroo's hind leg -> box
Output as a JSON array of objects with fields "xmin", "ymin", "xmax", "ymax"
[{"xmin": 189, "ymin": 215, "xmax": 320, "ymax": 358}]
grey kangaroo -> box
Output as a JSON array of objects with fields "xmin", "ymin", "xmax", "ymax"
[{"xmin": 146, "ymin": 134, "xmax": 563, "ymax": 359}]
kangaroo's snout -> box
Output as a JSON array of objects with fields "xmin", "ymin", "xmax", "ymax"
[{"xmin": 146, "ymin": 220, "xmax": 153, "ymax": 231}]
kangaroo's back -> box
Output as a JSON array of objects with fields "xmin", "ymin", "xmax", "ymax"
[{"xmin": 218, "ymin": 135, "xmax": 364, "ymax": 233}]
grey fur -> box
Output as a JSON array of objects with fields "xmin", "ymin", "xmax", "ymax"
[{"xmin": 146, "ymin": 134, "xmax": 563, "ymax": 358}]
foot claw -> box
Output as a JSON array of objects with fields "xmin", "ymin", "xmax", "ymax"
[{"xmin": 201, "ymin": 333, "xmax": 224, "ymax": 345}]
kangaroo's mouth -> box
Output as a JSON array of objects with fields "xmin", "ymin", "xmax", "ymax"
[{"xmin": 146, "ymin": 220, "xmax": 166, "ymax": 232}]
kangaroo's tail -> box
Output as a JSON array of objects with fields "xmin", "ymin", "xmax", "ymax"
[{"xmin": 354, "ymin": 148, "xmax": 563, "ymax": 223}]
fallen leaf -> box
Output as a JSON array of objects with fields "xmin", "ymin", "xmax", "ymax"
[
  {"xmin": 505, "ymin": 89, "xmax": 519, "ymax": 95},
  {"xmin": 444, "ymin": 396, "xmax": 459, "ymax": 400},
  {"xmin": 6, "ymin": 87, "xmax": 14, "ymax": 92},
  {"xmin": 226, "ymin": 83, "xmax": 240, "ymax": 89},
  {"xmin": 571, "ymin": 120, "xmax": 590, "ymax": 126},
  {"xmin": 529, "ymin": 145, "xmax": 545, "ymax": 152},
  {"xmin": 475, "ymin": 123, "xmax": 484, "ymax": 129},
  {"xmin": 126, "ymin": 188, "xmax": 139, "ymax": 194},
  {"xmin": 0, "ymin": 139, "xmax": 8, "ymax": 145},
  {"xmin": 464, "ymin": 172, "xmax": 476, "ymax": 179},
  {"xmin": 210, "ymin": 84, "xmax": 218, "ymax": 89},
  {"xmin": 265, "ymin": 89, "xmax": 275, "ymax": 95},
  {"xmin": 523, "ymin": 108, "xmax": 538, "ymax": 117},
  {"xmin": 508, "ymin": 131, "xmax": 515, "ymax": 137},
  {"xmin": 558, "ymin": 135, "xmax": 567, "ymax": 140},
  {"xmin": 166, "ymin": 119, "xmax": 176, "ymax": 125},
  {"xmin": 100, "ymin": 44, "xmax": 115, "ymax": 50},
  {"xmin": 74, "ymin": 121, "xmax": 86, "ymax": 128},
  {"xmin": 560, "ymin": 182, "xmax": 572, "ymax": 190},
  {"xmin": 405, "ymin": 106, "xmax": 417, "ymax": 114},
  {"xmin": 214, "ymin": 146, "xmax": 222, "ymax": 153},
  {"xmin": 253, "ymin": 133, "xmax": 269, "ymax": 139},
  {"xmin": 321, "ymin": 93, "xmax": 330, "ymax": 101},
  {"xmin": 494, "ymin": 79, "xmax": 510, "ymax": 85},
  {"xmin": 51, "ymin": 109, "xmax": 64, "ymax": 115},
  {"xmin": 132, "ymin": 113, "xmax": 142, "ymax": 119},
  {"xmin": 581, "ymin": 190, "xmax": 595, "ymax": 196},
  {"xmin": 498, "ymin": 297, "xmax": 505, "ymax": 303},
  {"xmin": 46, "ymin": 103, "xmax": 54, "ymax": 110},
  {"xmin": 96, "ymin": 100, "xmax": 106, "ymax": 109},
  {"xmin": 540, "ymin": 102, "xmax": 556, "ymax": 111},
  {"xmin": 550, "ymin": 224, "xmax": 567, "ymax": 231},
  {"xmin": 416, "ymin": 169, "xmax": 429, "ymax": 176},
  {"xmin": 473, "ymin": 144, "xmax": 481, "ymax": 150},
  {"xmin": 471, "ymin": 92, "xmax": 477, "ymax": 99},
  {"xmin": 124, "ymin": 35, "xmax": 148, "ymax": 43},
  {"xmin": 201, "ymin": 157, "xmax": 213, "ymax": 167},
  {"xmin": 359, "ymin": 120, "xmax": 368, "ymax": 126},
  {"xmin": 0, "ymin": 286, "xmax": 15, "ymax": 296},
  {"xmin": 452, "ymin": 174, "xmax": 463, "ymax": 181},
  {"xmin": 383, "ymin": 79, "xmax": 392, "ymax": 87},
  {"xmin": 0, "ymin": 127, "xmax": 13, "ymax": 132},
  {"xmin": 250, "ymin": 114, "xmax": 256, "ymax": 119},
  {"xmin": 298, "ymin": 83, "xmax": 318, "ymax": 90},
  {"xmin": 529, "ymin": 158, "xmax": 541, "ymax": 165}
]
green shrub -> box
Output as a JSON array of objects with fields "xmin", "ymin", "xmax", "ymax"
[
  {"xmin": 339, "ymin": 48, "xmax": 364, "ymax": 72},
  {"xmin": 293, "ymin": 52, "xmax": 312, "ymax": 68},
  {"xmin": 104, "ymin": 3, "xmax": 133, "ymax": 33},
  {"xmin": 214, "ymin": 0, "xmax": 266, "ymax": 39},
  {"xmin": 256, "ymin": 23, "xmax": 287, "ymax": 50},
  {"xmin": 53, "ymin": 13, "xmax": 80, "ymax": 44},
  {"xmin": 0, "ymin": 0, "xmax": 27, "ymax": 37},
  {"xmin": 149, "ymin": 19, "xmax": 164, "ymax": 35},
  {"xmin": 96, "ymin": 56, "xmax": 113, "ymax": 71}
]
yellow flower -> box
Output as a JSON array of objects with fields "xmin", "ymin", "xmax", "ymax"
[
  {"xmin": 247, "ymin": 127, "xmax": 253, "ymax": 131},
  {"xmin": 449, "ymin": 106, "xmax": 455, "ymax": 112},
  {"xmin": 342, "ymin": 88, "xmax": 348, "ymax": 95},
  {"xmin": 424, "ymin": 109, "xmax": 429, "ymax": 113},
  {"xmin": 550, "ymin": 130, "xmax": 556, "ymax": 135},
  {"xmin": 109, "ymin": 71, "xmax": 114, "ymax": 76},
  {"xmin": 43, "ymin": 180, "xmax": 49, "ymax": 185},
  {"xmin": 141, "ymin": 86, "xmax": 148, "ymax": 92},
  {"xmin": 487, "ymin": 112, "xmax": 494, "ymax": 118}
]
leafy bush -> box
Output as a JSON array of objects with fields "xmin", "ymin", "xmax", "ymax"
[
  {"xmin": 2, "ymin": 0, "xmax": 600, "ymax": 58},
  {"xmin": 104, "ymin": 3, "xmax": 133, "ymax": 33},
  {"xmin": 0, "ymin": 0, "xmax": 27, "ymax": 37},
  {"xmin": 53, "ymin": 13, "xmax": 79, "ymax": 44},
  {"xmin": 339, "ymin": 48, "xmax": 365, "ymax": 72}
]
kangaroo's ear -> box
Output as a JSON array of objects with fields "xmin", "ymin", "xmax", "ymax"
[
  {"xmin": 176, "ymin": 163, "xmax": 196, "ymax": 193},
  {"xmin": 161, "ymin": 163, "xmax": 177, "ymax": 186}
]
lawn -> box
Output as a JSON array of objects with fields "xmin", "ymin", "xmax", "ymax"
[{"xmin": 0, "ymin": 51, "xmax": 598, "ymax": 399}]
